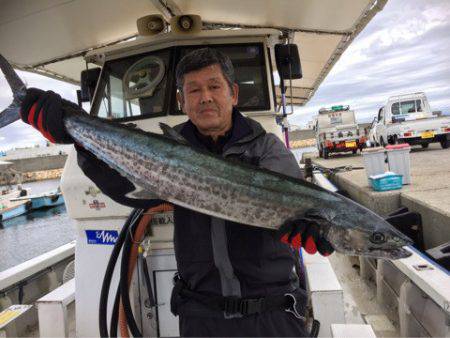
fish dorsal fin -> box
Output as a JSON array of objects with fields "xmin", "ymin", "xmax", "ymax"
[{"xmin": 159, "ymin": 122, "xmax": 189, "ymax": 145}]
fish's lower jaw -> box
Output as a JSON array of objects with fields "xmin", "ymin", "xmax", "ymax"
[{"xmin": 336, "ymin": 246, "xmax": 412, "ymax": 260}]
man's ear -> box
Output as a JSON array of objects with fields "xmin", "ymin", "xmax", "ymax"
[
  {"xmin": 232, "ymin": 83, "xmax": 239, "ymax": 106},
  {"xmin": 176, "ymin": 91, "xmax": 184, "ymax": 111}
]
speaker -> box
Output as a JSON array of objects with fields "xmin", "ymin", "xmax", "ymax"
[
  {"xmin": 80, "ymin": 67, "xmax": 101, "ymax": 103},
  {"xmin": 137, "ymin": 15, "xmax": 167, "ymax": 36},
  {"xmin": 275, "ymin": 44, "xmax": 302, "ymax": 80},
  {"xmin": 170, "ymin": 15, "xmax": 202, "ymax": 34}
]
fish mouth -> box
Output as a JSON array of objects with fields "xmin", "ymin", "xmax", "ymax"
[
  {"xmin": 331, "ymin": 232, "xmax": 413, "ymax": 260},
  {"xmin": 346, "ymin": 246, "xmax": 412, "ymax": 260}
]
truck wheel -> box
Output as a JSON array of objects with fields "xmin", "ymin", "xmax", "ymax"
[
  {"xmin": 352, "ymin": 149, "xmax": 357, "ymax": 154},
  {"xmin": 441, "ymin": 138, "xmax": 449, "ymax": 149},
  {"xmin": 389, "ymin": 135, "xmax": 398, "ymax": 145},
  {"xmin": 421, "ymin": 143, "xmax": 429, "ymax": 149},
  {"xmin": 323, "ymin": 148, "xmax": 329, "ymax": 159}
]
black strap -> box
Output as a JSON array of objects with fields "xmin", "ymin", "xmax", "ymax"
[
  {"xmin": 173, "ymin": 276, "xmax": 306, "ymax": 317},
  {"xmin": 180, "ymin": 289, "xmax": 295, "ymax": 316},
  {"xmin": 210, "ymin": 217, "xmax": 242, "ymax": 318}
]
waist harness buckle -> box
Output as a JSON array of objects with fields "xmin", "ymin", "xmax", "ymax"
[{"xmin": 224, "ymin": 296, "xmax": 266, "ymax": 316}]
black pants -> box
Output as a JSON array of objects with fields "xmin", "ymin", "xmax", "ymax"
[{"xmin": 179, "ymin": 309, "xmax": 309, "ymax": 337}]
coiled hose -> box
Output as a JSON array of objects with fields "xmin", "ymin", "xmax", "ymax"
[
  {"xmin": 119, "ymin": 203, "xmax": 173, "ymax": 337},
  {"xmin": 99, "ymin": 209, "xmax": 142, "ymax": 337},
  {"xmin": 99, "ymin": 203, "xmax": 173, "ymax": 337}
]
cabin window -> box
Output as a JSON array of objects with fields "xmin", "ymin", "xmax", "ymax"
[
  {"xmin": 391, "ymin": 103, "xmax": 400, "ymax": 115},
  {"xmin": 92, "ymin": 43, "xmax": 269, "ymax": 121},
  {"xmin": 391, "ymin": 99, "xmax": 423, "ymax": 116},
  {"xmin": 416, "ymin": 100, "xmax": 422, "ymax": 112},
  {"xmin": 93, "ymin": 49, "xmax": 171, "ymax": 120},
  {"xmin": 400, "ymin": 100, "xmax": 416, "ymax": 114},
  {"xmin": 378, "ymin": 108, "xmax": 384, "ymax": 121}
]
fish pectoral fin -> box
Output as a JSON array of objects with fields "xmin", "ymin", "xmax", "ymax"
[
  {"xmin": 159, "ymin": 122, "xmax": 189, "ymax": 145},
  {"xmin": 126, "ymin": 185, "xmax": 161, "ymax": 200},
  {"xmin": 304, "ymin": 208, "xmax": 328, "ymax": 220}
]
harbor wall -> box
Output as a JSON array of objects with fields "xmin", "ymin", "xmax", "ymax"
[
  {"xmin": 0, "ymin": 145, "xmax": 69, "ymax": 185},
  {"xmin": 0, "ymin": 168, "xmax": 64, "ymax": 186},
  {"xmin": 6, "ymin": 154, "xmax": 67, "ymax": 173}
]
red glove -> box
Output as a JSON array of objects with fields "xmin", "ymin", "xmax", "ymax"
[
  {"xmin": 278, "ymin": 219, "xmax": 334, "ymax": 256},
  {"xmin": 20, "ymin": 88, "xmax": 77, "ymax": 144}
]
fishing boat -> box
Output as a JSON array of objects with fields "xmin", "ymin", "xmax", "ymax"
[
  {"xmin": 0, "ymin": 186, "xmax": 29, "ymax": 202},
  {"xmin": 1, "ymin": 1, "xmax": 449, "ymax": 337},
  {"xmin": 10, "ymin": 189, "xmax": 64, "ymax": 210},
  {"xmin": 0, "ymin": 199, "xmax": 32, "ymax": 222}
]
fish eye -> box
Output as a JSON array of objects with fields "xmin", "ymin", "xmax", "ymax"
[{"xmin": 370, "ymin": 232, "xmax": 386, "ymax": 244}]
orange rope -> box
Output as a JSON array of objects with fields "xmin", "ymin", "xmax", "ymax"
[{"xmin": 119, "ymin": 203, "xmax": 174, "ymax": 337}]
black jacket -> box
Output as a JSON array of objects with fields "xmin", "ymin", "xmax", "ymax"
[{"xmin": 76, "ymin": 109, "xmax": 304, "ymax": 318}]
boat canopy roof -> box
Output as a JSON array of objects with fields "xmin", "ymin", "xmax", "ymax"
[{"xmin": 0, "ymin": 0, "xmax": 386, "ymax": 106}]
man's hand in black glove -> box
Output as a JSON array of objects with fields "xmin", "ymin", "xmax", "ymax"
[
  {"xmin": 278, "ymin": 218, "xmax": 335, "ymax": 256},
  {"xmin": 76, "ymin": 144, "xmax": 164, "ymax": 210},
  {"xmin": 20, "ymin": 88, "xmax": 79, "ymax": 144}
]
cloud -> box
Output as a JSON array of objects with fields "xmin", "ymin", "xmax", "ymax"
[{"xmin": 290, "ymin": 0, "xmax": 450, "ymax": 127}]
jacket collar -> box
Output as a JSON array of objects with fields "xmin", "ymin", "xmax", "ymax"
[{"xmin": 177, "ymin": 108, "xmax": 265, "ymax": 152}]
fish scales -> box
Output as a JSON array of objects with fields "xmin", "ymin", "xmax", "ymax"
[{"xmin": 66, "ymin": 112, "xmax": 324, "ymax": 228}]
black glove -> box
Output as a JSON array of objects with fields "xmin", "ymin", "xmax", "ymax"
[
  {"xmin": 278, "ymin": 218, "xmax": 335, "ymax": 256},
  {"xmin": 75, "ymin": 144, "xmax": 164, "ymax": 209},
  {"xmin": 20, "ymin": 88, "xmax": 79, "ymax": 144}
]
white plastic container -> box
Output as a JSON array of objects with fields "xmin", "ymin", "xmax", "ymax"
[
  {"xmin": 386, "ymin": 144, "xmax": 411, "ymax": 184},
  {"xmin": 361, "ymin": 147, "xmax": 386, "ymax": 181}
]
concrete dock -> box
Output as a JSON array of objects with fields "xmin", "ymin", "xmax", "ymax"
[{"xmin": 309, "ymin": 143, "xmax": 450, "ymax": 249}]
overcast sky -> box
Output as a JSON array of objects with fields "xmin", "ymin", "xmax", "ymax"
[
  {"xmin": 1, "ymin": 0, "xmax": 450, "ymax": 151},
  {"xmin": 289, "ymin": 0, "xmax": 450, "ymax": 127}
]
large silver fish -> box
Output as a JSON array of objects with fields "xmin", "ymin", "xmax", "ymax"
[{"xmin": 0, "ymin": 54, "xmax": 412, "ymax": 259}]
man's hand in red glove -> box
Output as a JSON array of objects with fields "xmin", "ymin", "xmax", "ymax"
[
  {"xmin": 278, "ymin": 218, "xmax": 335, "ymax": 256},
  {"xmin": 20, "ymin": 88, "xmax": 78, "ymax": 144}
]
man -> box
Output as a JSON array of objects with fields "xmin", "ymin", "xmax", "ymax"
[{"xmin": 20, "ymin": 48, "xmax": 333, "ymax": 337}]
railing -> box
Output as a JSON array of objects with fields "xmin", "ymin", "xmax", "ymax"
[{"xmin": 0, "ymin": 241, "xmax": 75, "ymax": 293}]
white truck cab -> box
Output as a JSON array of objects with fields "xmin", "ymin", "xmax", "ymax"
[
  {"xmin": 370, "ymin": 92, "xmax": 450, "ymax": 148},
  {"xmin": 314, "ymin": 105, "xmax": 366, "ymax": 159}
]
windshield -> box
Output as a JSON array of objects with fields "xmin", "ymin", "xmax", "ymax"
[
  {"xmin": 91, "ymin": 44, "xmax": 270, "ymax": 121},
  {"xmin": 93, "ymin": 49, "xmax": 171, "ymax": 120}
]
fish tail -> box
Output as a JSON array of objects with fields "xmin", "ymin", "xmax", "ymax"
[{"xmin": 0, "ymin": 54, "xmax": 27, "ymax": 128}]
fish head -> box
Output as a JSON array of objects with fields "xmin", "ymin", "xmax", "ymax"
[
  {"xmin": 326, "ymin": 223, "xmax": 413, "ymax": 259},
  {"xmin": 307, "ymin": 206, "xmax": 413, "ymax": 260}
]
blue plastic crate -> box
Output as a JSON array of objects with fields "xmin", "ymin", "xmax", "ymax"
[{"xmin": 369, "ymin": 172, "xmax": 403, "ymax": 191}]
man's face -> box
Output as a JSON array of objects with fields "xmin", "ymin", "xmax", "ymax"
[{"xmin": 178, "ymin": 64, "xmax": 239, "ymax": 136}]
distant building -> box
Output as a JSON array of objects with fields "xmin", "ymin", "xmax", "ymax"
[{"xmin": 305, "ymin": 119, "xmax": 316, "ymax": 130}]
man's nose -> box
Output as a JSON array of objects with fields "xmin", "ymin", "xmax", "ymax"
[{"xmin": 200, "ymin": 88, "xmax": 213, "ymax": 104}]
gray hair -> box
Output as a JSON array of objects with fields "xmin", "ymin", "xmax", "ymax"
[{"xmin": 176, "ymin": 47, "xmax": 235, "ymax": 94}]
